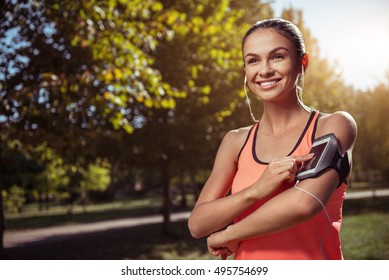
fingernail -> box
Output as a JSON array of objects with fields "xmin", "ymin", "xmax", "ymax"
[{"xmin": 308, "ymin": 153, "xmax": 314, "ymax": 157}]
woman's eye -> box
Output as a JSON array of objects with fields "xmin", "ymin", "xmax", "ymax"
[
  {"xmin": 272, "ymin": 54, "xmax": 284, "ymax": 60},
  {"xmin": 248, "ymin": 58, "xmax": 258, "ymax": 64}
]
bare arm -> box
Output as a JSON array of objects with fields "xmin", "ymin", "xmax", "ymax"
[
  {"xmin": 188, "ymin": 127, "xmax": 314, "ymax": 239},
  {"xmin": 207, "ymin": 111, "xmax": 358, "ymax": 257},
  {"xmin": 188, "ymin": 128, "xmax": 255, "ymax": 238}
]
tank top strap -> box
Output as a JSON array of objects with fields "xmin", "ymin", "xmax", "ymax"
[
  {"xmin": 236, "ymin": 122, "xmax": 258, "ymax": 163},
  {"xmin": 306, "ymin": 109, "xmax": 321, "ymax": 143},
  {"xmin": 292, "ymin": 109, "xmax": 321, "ymax": 156}
]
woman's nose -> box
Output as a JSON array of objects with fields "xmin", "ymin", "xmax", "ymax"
[{"xmin": 258, "ymin": 63, "xmax": 274, "ymax": 77}]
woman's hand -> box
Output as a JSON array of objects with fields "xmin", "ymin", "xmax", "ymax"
[
  {"xmin": 251, "ymin": 154, "xmax": 314, "ymax": 200},
  {"xmin": 207, "ymin": 229, "xmax": 239, "ymax": 260}
]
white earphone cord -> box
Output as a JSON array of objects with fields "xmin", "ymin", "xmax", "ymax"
[
  {"xmin": 243, "ymin": 77, "xmax": 258, "ymax": 122},
  {"xmin": 294, "ymin": 183, "xmax": 332, "ymax": 260}
]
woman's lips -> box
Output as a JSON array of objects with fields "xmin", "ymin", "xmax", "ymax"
[{"xmin": 257, "ymin": 79, "xmax": 281, "ymax": 88}]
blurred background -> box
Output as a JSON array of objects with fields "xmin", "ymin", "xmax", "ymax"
[{"xmin": 0, "ymin": 0, "xmax": 388, "ymax": 260}]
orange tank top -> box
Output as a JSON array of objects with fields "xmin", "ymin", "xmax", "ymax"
[{"xmin": 231, "ymin": 110, "xmax": 347, "ymax": 260}]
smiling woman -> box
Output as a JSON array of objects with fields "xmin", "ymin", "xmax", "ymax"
[{"xmin": 188, "ymin": 18, "xmax": 358, "ymax": 260}]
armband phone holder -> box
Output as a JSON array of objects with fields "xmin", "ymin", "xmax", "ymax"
[{"xmin": 296, "ymin": 133, "xmax": 350, "ymax": 187}]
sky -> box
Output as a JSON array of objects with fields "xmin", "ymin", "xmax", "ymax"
[{"xmin": 271, "ymin": 0, "xmax": 389, "ymax": 90}]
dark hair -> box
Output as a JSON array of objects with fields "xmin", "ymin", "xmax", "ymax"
[{"xmin": 242, "ymin": 18, "xmax": 306, "ymax": 61}]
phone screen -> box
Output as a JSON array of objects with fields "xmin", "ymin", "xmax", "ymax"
[{"xmin": 299, "ymin": 142, "xmax": 327, "ymax": 172}]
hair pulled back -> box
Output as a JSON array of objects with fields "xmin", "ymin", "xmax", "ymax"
[{"xmin": 242, "ymin": 18, "xmax": 306, "ymax": 62}]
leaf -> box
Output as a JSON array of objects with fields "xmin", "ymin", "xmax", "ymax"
[
  {"xmin": 201, "ymin": 85, "xmax": 211, "ymax": 95},
  {"xmin": 152, "ymin": 2, "xmax": 163, "ymax": 12},
  {"xmin": 123, "ymin": 123, "xmax": 134, "ymax": 134},
  {"xmin": 114, "ymin": 68, "xmax": 123, "ymax": 80},
  {"xmin": 144, "ymin": 99, "xmax": 153, "ymax": 108},
  {"xmin": 105, "ymin": 72, "xmax": 113, "ymax": 82}
]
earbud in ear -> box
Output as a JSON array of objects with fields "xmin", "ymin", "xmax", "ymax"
[{"xmin": 301, "ymin": 52, "xmax": 310, "ymax": 72}]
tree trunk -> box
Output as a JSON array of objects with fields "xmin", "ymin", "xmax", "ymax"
[
  {"xmin": 161, "ymin": 157, "xmax": 171, "ymax": 235},
  {"xmin": 0, "ymin": 183, "xmax": 5, "ymax": 257}
]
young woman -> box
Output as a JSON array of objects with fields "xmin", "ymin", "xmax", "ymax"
[{"xmin": 188, "ymin": 18, "xmax": 357, "ymax": 260}]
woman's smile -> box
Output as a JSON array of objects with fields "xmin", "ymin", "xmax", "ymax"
[{"xmin": 257, "ymin": 78, "xmax": 282, "ymax": 89}]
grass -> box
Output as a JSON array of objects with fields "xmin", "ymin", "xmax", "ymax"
[
  {"xmin": 341, "ymin": 197, "xmax": 389, "ymax": 259},
  {"xmin": 342, "ymin": 213, "xmax": 389, "ymax": 259},
  {"xmin": 2, "ymin": 195, "xmax": 389, "ymax": 260}
]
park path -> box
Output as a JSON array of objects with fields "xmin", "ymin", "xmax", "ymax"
[
  {"xmin": 4, "ymin": 211, "xmax": 190, "ymax": 248},
  {"xmin": 4, "ymin": 189, "xmax": 389, "ymax": 248}
]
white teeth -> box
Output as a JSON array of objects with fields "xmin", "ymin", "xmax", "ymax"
[{"xmin": 260, "ymin": 80, "xmax": 277, "ymax": 87}]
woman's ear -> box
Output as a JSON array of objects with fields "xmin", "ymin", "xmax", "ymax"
[{"xmin": 301, "ymin": 52, "xmax": 311, "ymax": 72}]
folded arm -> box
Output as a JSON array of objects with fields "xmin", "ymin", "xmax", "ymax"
[{"xmin": 188, "ymin": 127, "xmax": 312, "ymax": 239}]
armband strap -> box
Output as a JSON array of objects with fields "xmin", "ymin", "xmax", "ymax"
[
  {"xmin": 330, "ymin": 148, "xmax": 350, "ymax": 187},
  {"xmin": 296, "ymin": 133, "xmax": 351, "ymax": 187}
]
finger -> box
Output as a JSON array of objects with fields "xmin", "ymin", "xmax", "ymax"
[
  {"xmin": 274, "ymin": 164, "xmax": 298, "ymax": 182},
  {"xmin": 293, "ymin": 153, "xmax": 314, "ymax": 163},
  {"xmin": 272, "ymin": 161, "xmax": 297, "ymax": 174},
  {"xmin": 282, "ymin": 158, "xmax": 299, "ymax": 174},
  {"xmin": 208, "ymin": 246, "xmax": 221, "ymax": 256},
  {"xmin": 210, "ymin": 249, "xmax": 221, "ymax": 256}
]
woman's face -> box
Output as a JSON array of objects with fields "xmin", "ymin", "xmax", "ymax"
[{"xmin": 243, "ymin": 28, "xmax": 300, "ymax": 103}]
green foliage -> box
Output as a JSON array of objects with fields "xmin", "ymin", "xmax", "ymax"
[
  {"xmin": 0, "ymin": 137, "xmax": 112, "ymax": 212},
  {"xmin": 0, "ymin": 136, "xmax": 42, "ymax": 191},
  {"xmin": 0, "ymin": 0, "xmax": 184, "ymax": 142},
  {"xmin": 2, "ymin": 185, "xmax": 26, "ymax": 213},
  {"xmin": 31, "ymin": 142, "xmax": 70, "ymax": 199},
  {"xmin": 80, "ymin": 160, "xmax": 111, "ymax": 193},
  {"xmin": 148, "ymin": 0, "xmax": 272, "ymax": 180},
  {"xmin": 347, "ymin": 82, "xmax": 389, "ymax": 181}
]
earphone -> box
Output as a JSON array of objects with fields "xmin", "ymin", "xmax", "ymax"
[
  {"xmin": 294, "ymin": 181, "xmax": 332, "ymax": 260},
  {"xmin": 243, "ymin": 76, "xmax": 258, "ymax": 122}
]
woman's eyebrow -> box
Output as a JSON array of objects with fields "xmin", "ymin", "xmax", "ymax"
[
  {"xmin": 269, "ymin": 46, "xmax": 290, "ymax": 54},
  {"xmin": 244, "ymin": 46, "xmax": 290, "ymax": 59}
]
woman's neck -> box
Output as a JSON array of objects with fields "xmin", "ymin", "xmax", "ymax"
[{"xmin": 259, "ymin": 102, "xmax": 311, "ymax": 136}]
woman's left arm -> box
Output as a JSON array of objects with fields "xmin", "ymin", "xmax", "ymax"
[{"xmin": 207, "ymin": 111, "xmax": 357, "ymax": 258}]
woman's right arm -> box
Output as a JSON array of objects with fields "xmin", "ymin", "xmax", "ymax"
[
  {"xmin": 188, "ymin": 128, "xmax": 257, "ymax": 239},
  {"xmin": 188, "ymin": 126, "xmax": 298, "ymax": 239},
  {"xmin": 188, "ymin": 127, "xmax": 313, "ymax": 239}
]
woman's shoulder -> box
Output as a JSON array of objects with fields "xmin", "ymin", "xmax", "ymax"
[
  {"xmin": 225, "ymin": 124, "xmax": 256, "ymax": 143},
  {"xmin": 318, "ymin": 111, "xmax": 357, "ymax": 131},
  {"xmin": 220, "ymin": 124, "xmax": 257, "ymax": 158},
  {"xmin": 317, "ymin": 111, "xmax": 357, "ymax": 152}
]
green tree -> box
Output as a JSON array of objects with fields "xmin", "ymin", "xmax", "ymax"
[
  {"xmin": 0, "ymin": 0, "xmax": 186, "ymax": 252},
  {"xmin": 348, "ymin": 81, "xmax": 389, "ymax": 182},
  {"xmin": 78, "ymin": 160, "xmax": 112, "ymax": 210},
  {"xmin": 0, "ymin": 137, "xmax": 42, "ymax": 252},
  {"xmin": 134, "ymin": 0, "xmax": 274, "ymax": 233},
  {"xmin": 0, "ymin": 0, "xmax": 183, "ymax": 136}
]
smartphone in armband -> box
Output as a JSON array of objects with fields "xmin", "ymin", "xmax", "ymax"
[{"xmin": 296, "ymin": 133, "xmax": 350, "ymax": 187}]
